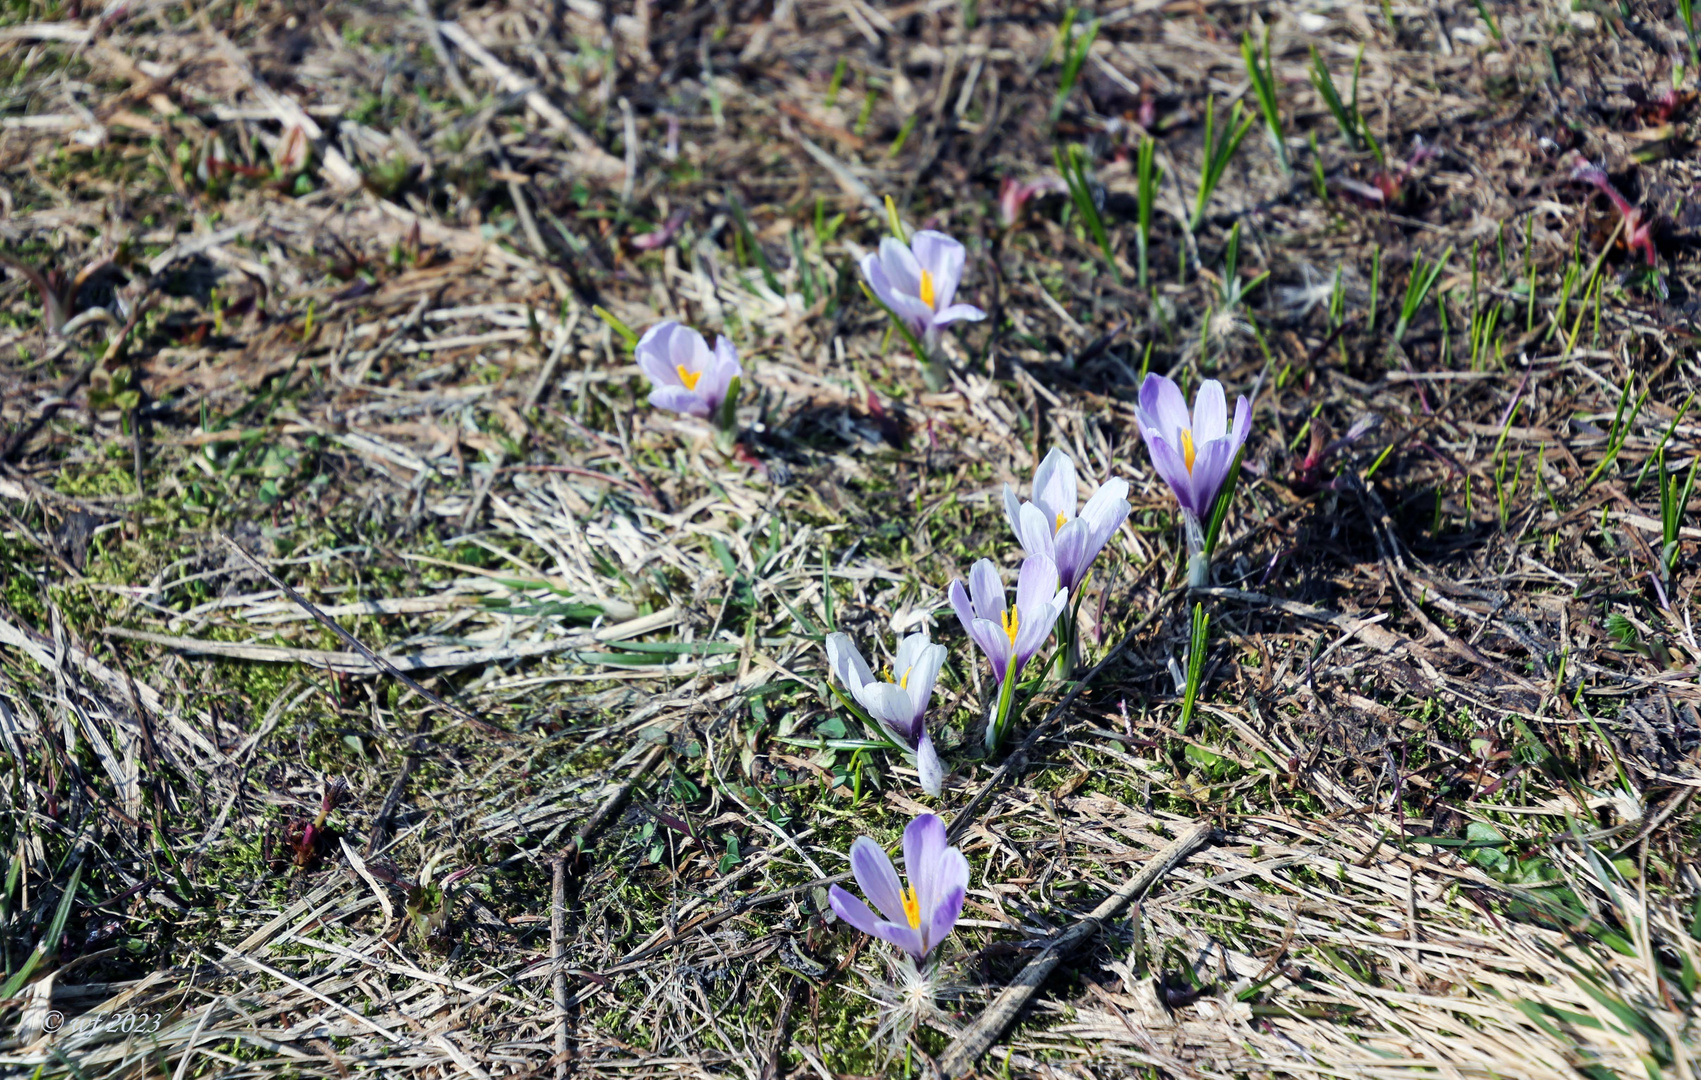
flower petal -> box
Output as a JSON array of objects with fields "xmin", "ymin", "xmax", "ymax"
[
  {"xmin": 1068, "ymin": 483, "xmax": 1136, "ymax": 588},
  {"xmin": 1146, "ymin": 433, "xmax": 1201, "ymax": 516},
  {"xmin": 648, "ymin": 385, "xmax": 711, "ymax": 418},
  {"xmin": 910, "ymin": 231, "xmax": 965, "ymax": 311},
  {"xmin": 1014, "ymin": 553, "xmax": 1061, "ymax": 618},
  {"xmin": 636, "ymin": 321, "xmax": 684, "ymax": 388},
  {"xmin": 1138, "ymin": 374, "xmax": 1192, "ymax": 443},
  {"xmin": 971, "ymin": 617, "xmax": 1013, "ymax": 681},
  {"xmin": 915, "ymin": 728, "xmax": 943, "ymax": 798},
  {"xmin": 825, "ymin": 633, "xmax": 875, "ymax": 696},
  {"xmin": 849, "ymin": 836, "xmax": 908, "ymax": 927},
  {"xmin": 877, "ymin": 237, "xmax": 924, "ymax": 300},
  {"xmin": 902, "ymin": 813, "xmax": 949, "ymax": 915},
  {"xmin": 901, "ymin": 643, "xmax": 946, "ymax": 731},
  {"xmin": 885, "ymin": 291, "xmax": 937, "ymax": 338},
  {"xmin": 1002, "ymin": 483, "xmax": 1025, "ymax": 549},
  {"xmin": 828, "ymin": 884, "xmax": 884, "ymax": 938},
  {"xmin": 1031, "ymin": 447, "xmax": 1078, "ymax": 524},
  {"xmin": 1013, "ymin": 595, "xmax": 1062, "ymax": 667},
  {"xmin": 1052, "ymin": 519, "xmax": 1089, "ymax": 592},
  {"xmin": 924, "ymin": 848, "xmax": 970, "ymax": 954},
  {"xmin": 829, "ymin": 886, "xmax": 926, "ymax": 959},
  {"xmin": 859, "ymin": 252, "xmax": 893, "ymax": 307},
  {"xmin": 856, "ymin": 682, "xmax": 916, "ymax": 744},
  {"xmin": 697, "ymin": 334, "xmax": 741, "ymax": 407},
  {"xmin": 948, "ymin": 579, "xmax": 975, "ymax": 641},
  {"xmin": 1189, "ymin": 434, "xmax": 1235, "ymax": 520},
  {"xmin": 894, "ymin": 632, "xmax": 931, "ymax": 684},
  {"xmin": 930, "ymin": 302, "xmax": 985, "ymax": 327},
  {"xmin": 1231, "ymin": 393, "xmax": 1252, "ymax": 450},
  {"xmin": 967, "ymin": 558, "xmax": 1005, "ymax": 622},
  {"xmin": 1014, "ymin": 502, "xmax": 1057, "ymax": 563},
  {"xmin": 1192, "ymin": 380, "xmax": 1228, "ymax": 443}
]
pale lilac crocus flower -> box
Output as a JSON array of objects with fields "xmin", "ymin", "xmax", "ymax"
[
  {"xmin": 1134, "ymin": 374, "xmax": 1252, "ymax": 586},
  {"xmin": 829, "ymin": 812, "xmax": 969, "ymax": 964},
  {"xmin": 859, "ymin": 231, "xmax": 986, "ymax": 349},
  {"xmin": 1003, "ymin": 448, "xmax": 1130, "ymax": 593},
  {"xmin": 825, "ymin": 631, "xmax": 947, "ymax": 797},
  {"xmin": 635, "ymin": 321, "xmax": 742, "ymax": 419},
  {"xmin": 951, "ymin": 554, "xmax": 1067, "ymax": 695}
]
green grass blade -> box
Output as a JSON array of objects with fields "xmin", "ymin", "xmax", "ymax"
[{"xmin": 0, "ymin": 860, "xmax": 81, "ymax": 1000}]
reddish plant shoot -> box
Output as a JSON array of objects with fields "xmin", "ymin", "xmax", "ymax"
[{"xmin": 1571, "ymin": 158, "xmax": 1656, "ymax": 266}]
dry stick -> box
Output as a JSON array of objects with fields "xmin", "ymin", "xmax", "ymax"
[
  {"xmin": 562, "ymin": 743, "xmax": 666, "ymax": 862},
  {"xmin": 936, "ymin": 821, "xmax": 1215, "ymax": 1079},
  {"xmin": 218, "ymin": 534, "xmax": 502, "ymax": 734},
  {"xmin": 760, "ymin": 974, "xmax": 804, "ymax": 1080},
  {"xmin": 550, "ymin": 855, "xmax": 570, "ymax": 1079}
]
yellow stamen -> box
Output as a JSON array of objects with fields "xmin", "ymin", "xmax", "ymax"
[
  {"xmin": 1180, "ymin": 429, "xmax": 1196, "ymax": 473},
  {"xmin": 899, "ymin": 665, "xmax": 912, "ymax": 689},
  {"xmin": 919, "ymin": 268, "xmax": 936, "ymax": 309},
  {"xmin": 676, "ymin": 365, "xmax": 703, "ymax": 391},
  {"xmin": 901, "ymin": 886, "xmax": 921, "ymax": 929},
  {"xmin": 1055, "ymin": 510, "xmax": 1068, "ymax": 533},
  {"xmin": 1001, "ymin": 607, "xmax": 1019, "ymax": 645}
]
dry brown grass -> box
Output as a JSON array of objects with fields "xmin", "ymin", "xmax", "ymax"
[{"xmin": 1, "ymin": 0, "xmax": 1699, "ymax": 1077}]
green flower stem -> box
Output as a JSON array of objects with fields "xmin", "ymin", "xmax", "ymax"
[{"xmin": 985, "ymin": 655, "xmax": 1020, "ymax": 752}]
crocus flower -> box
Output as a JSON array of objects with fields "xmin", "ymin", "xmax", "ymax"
[
  {"xmin": 635, "ymin": 320, "xmax": 742, "ymax": 419},
  {"xmin": 1135, "ymin": 374, "xmax": 1252, "ymax": 586},
  {"xmin": 1003, "ymin": 447, "xmax": 1130, "ymax": 592},
  {"xmin": 859, "ymin": 231, "xmax": 986, "ymax": 348},
  {"xmin": 1135, "ymin": 375, "xmax": 1251, "ymax": 525},
  {"xmin": 825, "ymin": 630, "xmax": 947, "ymax": 797},
  {"xmin": 829, "ymin": 812, "xmax": 969, "ymax": 964},
  {"xmin": 949, "ymin": 555, "xmax": 1067, "ymax": 687}
]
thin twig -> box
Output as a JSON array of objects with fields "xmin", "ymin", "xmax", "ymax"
[{"xmin": 937, "ymin": 821, "xmax": 1215, "ymax": 1078}]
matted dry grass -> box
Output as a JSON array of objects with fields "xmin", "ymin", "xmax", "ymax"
[{"xmin": 1, "ymin": 0, "xmax": 1699, "ymax": 1077}]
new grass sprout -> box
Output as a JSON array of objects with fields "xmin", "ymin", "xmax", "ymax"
[{"xmin": 1190, "ymin": 97, "xmax": 1255, "ymax": 233}]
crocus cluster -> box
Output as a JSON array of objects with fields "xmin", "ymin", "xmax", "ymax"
[
  {"xmin": 825, "ymin": 446, "xmax": 1133, "ymax": 968},
  {"xmin": 613, "ymin": 206, "xmax": 1259, "ymax": 984}
]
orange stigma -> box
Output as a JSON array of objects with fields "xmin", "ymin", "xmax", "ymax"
[
  {"xmin": 676, "ymin": 365, "xmax": 703, "ymax": 391},
  {"xmin": 901, "ymin": 886, "xmax": 921, "ymax": 929},
  {"xmin": 1180, "ymin": 429, "xmax": 1196, "ymax": 472},
  {"xmin": 919, "ymin": 269, "xmax": 936, "ymax": 309}
]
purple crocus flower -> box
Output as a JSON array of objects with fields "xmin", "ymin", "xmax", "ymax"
[
  {"xmin": 949, "ymin": 555, "xmax": 1067, "ymax": 686},
  {"xmin": 859, "ymin": 231, "xmax": 986, "ymax": 347},
  {"xmin": 828, "ymin": 812, "xmax": 969, "ymax": 964},
  {"xmin": 635, "ymin": 320, "xmax": 742, "ymax": 419},
  {"xmin": 1003, "ymin": 448, "xmax": 1131, "ymax": 592},
  {"xmin": 825, "ymin": 630, "xmax": 947, "ymax": 797},
  {"xmin": 1134, "ymin": 374, "xmax": 1252, "ymax": 586},
  {"xmin": 1134, "ymin": 374, "xmax": 1251, "ymax": 522}
]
